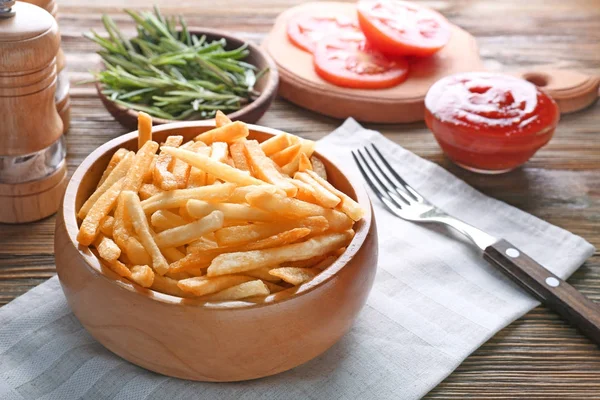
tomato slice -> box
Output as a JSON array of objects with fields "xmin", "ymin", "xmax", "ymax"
[
  {"xmin": 313, "ymin": 35, "xmax": 409, "ymax": 89},
  {"xmin": 287, "ymin": 14, "xmax": 363, "ymax": 53},
  {"xmin": 357, "ymin": 0, "xmax": 451, "ymax": 57}
]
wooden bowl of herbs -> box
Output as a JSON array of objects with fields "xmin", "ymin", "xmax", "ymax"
[{"xmin": 87, "ymin": 8, "xmax": 278, "ymax": 130}]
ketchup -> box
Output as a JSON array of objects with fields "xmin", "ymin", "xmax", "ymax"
[{"xmin": 425, "ymin": 72, "xmax": 560, "ymax": 173}]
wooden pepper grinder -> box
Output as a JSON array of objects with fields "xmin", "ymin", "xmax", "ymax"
[
  {"xmin": 0, "ymin": 0, "xmax": 68, "ymax": 223},
  {"xmin": 20, "ymin": 0, "xmax": 70, "ymax": 133}
]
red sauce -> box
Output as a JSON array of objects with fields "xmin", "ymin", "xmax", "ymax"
[{"xmin": 425, "ymin": 72, "xmax": 559, "ymax": 173}]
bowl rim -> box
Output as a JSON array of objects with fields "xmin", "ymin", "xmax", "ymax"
[
  {"xmin": 95, "ymin": 26, "xmax": 279, "ymax": 126},
  {"xmin": 61, "ymin": 120, "xmax": 373, "ymax": 310}
]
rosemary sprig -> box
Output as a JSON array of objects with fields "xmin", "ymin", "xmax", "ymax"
[{"xmin": 85, "ymin": 6, "xmax": 268, "ymax": 120}]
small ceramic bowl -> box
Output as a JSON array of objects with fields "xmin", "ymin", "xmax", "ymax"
[
  {"xmin": 96, "ymin": 28, "xmax": 279, "ymax": 130},
  {"xmin": 54, "ymin": 121, "xmax": 378, "ymax": 382}
]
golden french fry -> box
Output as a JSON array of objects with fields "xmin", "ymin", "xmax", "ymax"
[
  {"xmin": 179, "ymin": 205, "xmax": 194, "ymax": 221},
  {"xmin": 162, "ymin": 246, "xmax": 186, "ymax": 263},
  {"xmin": 122, "ymin": 190, "xmax": 169, "ymax": 275},
  {"xmin": 98, "ymin": 148, "xmax": 129, "ymax": 187},
  {"xmin": 94, "ymin": 234, "xmax": 121, "ymax": 262},
  {"xmin": 310, "ymin": 156, "xmax": 327, "ymax": 180},
  {"xmin": 123, "ymin": 140, "xmax": 159, "ymax": 192},
  {"xmin": 282, "ymin": 254, "xmax": 329, "ymax": 269},
  {"xmin": 152, "ymin": 274, "xmax": 190, "ymax": 297},
  {"xmin": 137, "ymin": 112, "xmax": 153, "ymax": 149},
  {"xmin": 125, "ymin": 234, "xmax": 152, "ymax": 265},
  {"xmin": 306, "ymin": 170, "xmax": 364, "ymax": 221},
  {"xmin": 154, "ymin": 210, "xmax": 224, "ymax": 248},
  {"xmin": 269, "ymin": 267, "xmax": 319, "ymax": 285},
  {"xmin": 270, "ymin": 143, "xmax": 301, "ymax": 167},
  {"xmin": 187, "ymin": 147, "xmax": 211, "ymax": 188},
  {"xmin": 294, "ymin": 172, "xmax": 340, "ymax": 208},
  {"xmin": 290, "ymin": 178, "xmax": 317, "ymax": 203},
  {"xmin": 130, "ymin": 265, "xmax": 154, "ymax": 288},
  {"xmin": 227, "ymin": 185, "xmax": 284, "ymax": 203},
  {"xmin": 214, "ymin": 216, "xmax": 328, "ymax": 246},
  {"xmin": 300, "ymin": 139, "xmax": 316, "ymax": 158},
  {"xmin": 139, "ymin": 183, "xmax": 162, "ymax": 200},
  {"xmin": 229, "ymin": 141, "xmax": 250, "ymax": 171},
  {"xmin": 206, "ymin": 142, "xmax": 229, "ymax": 185},
  {"xmin": 160, "ymin": 147, "xmax": 265, "ymax": 186},
  {"xmin": 263, "ymin": 281, "xmax": 287, "ymax": 293},
  {"xmin": 141, "ymin": 183, "xmax": 236, "ymax": 214},
  {"xmin": 78, "ymin": 152, "xmax": 133, "ymax": 219},
  {"xmin": 207, "ymin": 231, "xmax": 353, "ymax": 276},
  {"xmin": 77, "ymin": 178, "xmax": 124, "ymax": 246},
  {"xmin": 177, "ymin": 275, "xmax": 254, "ymax": 297},
  {"xmin": 153, "ymin": 135, "xmax": 183, "ymax": 191},
  {"xmin": 240, "ymin": 227, "xmax": 311, "ymax": 251},
  {"xmin": 194, "ymin": 121, "xmax": 249, "ymax": 144},
  {"xmin": 99, "ymin": 215, "xmax": 115, "ymax": 237},
  {"xmin": 260, "ymin": 133, "xmax": 290, "ymax": 156},
  {"xmin": 150, "ymin": 209, "xmax": 187, "ymax": 231},
  {"xmin": 204, "ymin": 280, "xmax": 269, "ymax": 301},
  {"xmin": 243, "ymin": 140, "xmax": 297, "ymax": 196},
  {"xmin": 165, "ymin": 270, "xmax": 193, "ymax": 280},
  {"xmin": 215, "ymin": 110, "xmax": 232, "ymax": 128},
  {"xmin": 172, "ymin": 158, "xmax": 191, "ymax": 188},
  {"xmin": 243, "ymin": 267, "xmax": 281, "ymax": 282},
  {"xmin": 102, "ymin": 258, "xmax": 132, "ymax": 279},
  {"xmin": 143, "ymin": 155, "xmax": 156, "ymax": 183},
  {"xmin": 186, "ymin": 199, "xmax": 276, "ymax": 222},
  {"xmin": 187, "ymin": 237, "xmax": 218, "ymax": 252},
  {"xmin": 298, "ymin": 152, "xmax": 312, "ymax": 172},
  {"xmin": 246, "ymin": 190, "xmax": 353, "ymax": 231},
  {"xmin": 314, "ymin": 255, "xmax": 338, "ymax": 270},
  {"xmin": 280, "ymin": 139, "xmax": 316, "ymax": 176}
]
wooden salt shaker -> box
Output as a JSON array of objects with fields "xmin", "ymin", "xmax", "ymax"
[
  {"xmin": 20, "ymin": 0, "xmax": 70, "ymax": 133},
  {"xmin": 0, "ymin": 1, "xmax": 68, "ymax": 223}
]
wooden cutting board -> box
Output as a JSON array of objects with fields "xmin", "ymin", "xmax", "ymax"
[{"xmin": 264, "ymin": 2, "xmax": 599, "ymax": 123}]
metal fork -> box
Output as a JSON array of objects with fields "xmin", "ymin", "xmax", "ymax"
[{"xmin": 353, "ymin": 144, "xmax": 600, "ymax": 345}]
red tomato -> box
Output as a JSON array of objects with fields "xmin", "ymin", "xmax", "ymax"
[
  {"xmin": 424, "ymin": 73, "xmax": 560, "ymax": 173},
  {"xmin": 357, "ymin": 0, "xmax": 451, "ymax": 57},
  {"xmin": 287, "ymin": 14, "xmax": 363, "ymax": 53},
  {"xmin": 314, "ymin": 35, "xmax": 409, "ymax": 89}
]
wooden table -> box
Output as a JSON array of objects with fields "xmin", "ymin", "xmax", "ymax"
[{"xmin": 1, "ymin": 0, "xmax": 599, "ymax": 397}]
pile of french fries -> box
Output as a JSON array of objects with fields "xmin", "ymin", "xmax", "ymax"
[{"xmin": 76, "ymin": 111, "xmax": 364, "ymax": 301}]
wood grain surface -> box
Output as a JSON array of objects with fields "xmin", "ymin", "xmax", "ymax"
[{"xmin": 0, "ymin": 0, "xmax": 599, "ymax": 397}]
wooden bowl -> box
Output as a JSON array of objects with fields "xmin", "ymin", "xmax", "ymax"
[
  {"xmin": 54, "ymin": 121, "xmax": 378, "ymax": 382},
  {"xmin": 96, "ymin": 28, "xmax": 279, "ymax": 130}
]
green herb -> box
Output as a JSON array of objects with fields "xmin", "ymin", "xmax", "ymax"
[{"xmin": 85, "ymin": 7, "xmax": 267, "ymax": 120}]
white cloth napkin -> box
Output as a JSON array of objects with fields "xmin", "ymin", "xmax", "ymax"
[{"xmin": 0, "ymin": 119, "xmax": 594, "ymax": 400}]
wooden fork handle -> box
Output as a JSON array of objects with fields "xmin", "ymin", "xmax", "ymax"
[{"xmin": 484, "ymin": 240, "xmax": 600, "ymax": 344}]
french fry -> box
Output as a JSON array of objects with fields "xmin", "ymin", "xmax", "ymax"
[
  {"xmin": 77, "ymin": 178, "xmax": 124, "ymax": 246},
  {"xmin": 207, "ymin": 231, "xmax": 353, "ymax": 276},
  {"xmin": 153, "ymin": 135, "xmax": 184, "ymax": 191},
  {"xmin": 240, "ymin": 227, "xmax": 311, "ymax": 251},
  {"xmin": 152, "ymin": 274, "xmax": 190, "ymax": 297},
  {"xmin": 227, "ymin": 185, "xmax": 284, "ymax": 203},
  {"xmin": 206, "ymin": 142, "xmax": 229, "ymax": 185},
  {"xmin": 186, "ymin": 199, "xmax": 276, "ymax": 222},
  {"xmin": 270, "ymin": 143, "xmax": 301, "ymax": 167},
  {"xmin": 246, "ymin": 190, "xmax": 353, "ymax": 231},
  {"xmin": 179, "ymin": 205, "xmax": 194, "ymax": 221},
  {"xmin": 306, "ymin": 170, "xmax": 364, "ymax": 221},
  {"xmin": 260, "ymin": 133, "xmax": 290, "ymax": 156},
  {"xmin": 103, "ymin": 259, "xmax": 132, "ymax": 279},
  {"xmin": 78, "ymin": 152, "xmax": 133, "ymax": 219},
  {"xmin": 139, "ymin": 183, "xmax": 162, "ymax": 200},
  {"xmin": 165, "ymin": 270, "xmax": 193, "ymax": 281},
  {"xmin": 263, "ymin": 281, "xmax": 287, "ymax": 293},
  {"xmin": 290, "ymin": 178, "xmax": 317, "ymax": 203},
  {"xmin": 294, "ymin": 172, "xmax": 341, "ymax": 208},
  {"xmin": 143, "ymin": 155, "xmax": 156, "ymax": 183},
  {"xmin": 214, "ymin": 216, "xmax": 328, "ymax": 246},
  {"xmin": 154, "ymin": 210, "xmax": 224, "ymax": 248},
  {"xmin": 300, "ymin": 139, "xmax": 316, "ymax": 158},
  {"xmin": 280, "ymin": 139, "xmax": 316, "ymax": 176},
  {"xmin": 194, "ymin": 121, "xmax": 249, "ymax": 144},
  {"xmin": 141, "ymin": 183, "xmax": 236, "ymax": 214},
  {"xmin": 243, "ymin": 140, "xmax": 297, "ymax": 196},
  {"xmin": 314, "ymin": 255, "xmax": 338, "ymax": 270},
  {"xmin": 282, "ymin": 254, "xmax": 329, "ymax": 269},
  {"xmin": 122, "ymin": 190, "xmax": 169, "ymax": 275},
  {"xmin": 269, "ymin": 267, "xmax": 319, "ymax": 285},
  {"xmin": 130, "ymin": 265, "xmax": 154, "ymax": 288},
  {"xmin": 123, "ymin": 140, "xmax": 159, "ymax": 192},
  {"xmin": 187, "ymin": 237, "xmax": 218, "ymax": 252},
  {"xmin": 160, "ymin": 147, "xmax": 265, "ymax": 186},
  {"xmin": 243, "ymin": 266, "xmax": 281, "ymax": 282},
  {"xmin": 172, "ymin": 158, "xmax": 191, "ymax": 188},
  {"xmin": 298, "ymin": 152, "xmax": 312, "ymax": 172},
  {"xmin": 229, "ymin": 141, "xmax": 250, "ymax": 171},
  {"xmin": 187, "ymin": 147, "xmax": 211, "ymax": 187},
  {"xmin": 98, "ymin": 148, "xmax": 129, "ymax": 187},
  {"xmin": 203, "ymin": 280, "xmax": 269, "ymax": 301},
  {"xmin": 177, "ymin": 275, "xmax": 255, "ymax": 297},
  {"xmin": 99, "ymin": 215, "xmax": 115, "ymax": 237},
  {"xmin": 162, "ymin": 246, "xmax": 186, "ymax": 263},
  {"xmin": 94, "ymin": 234, "xmax": 121, "ymax": 262},
  {"xmin": 150, "ymin": 210, "xmax": 187, "ymax": 231},
  {"xmin": 310, "ymin": 156, "xmax": 327, "ymax": 180},
  {"xmin": 215, "ymin": 110, "xmax": 232, "ymax": 128},
  {"xmin": 137, "ymin": 111, "xmax": 153, "ymax": 149}
]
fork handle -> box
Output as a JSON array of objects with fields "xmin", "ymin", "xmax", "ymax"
[{"xmin": 484, "ymin": 240, "xmax": 600, "ymax": 344}]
